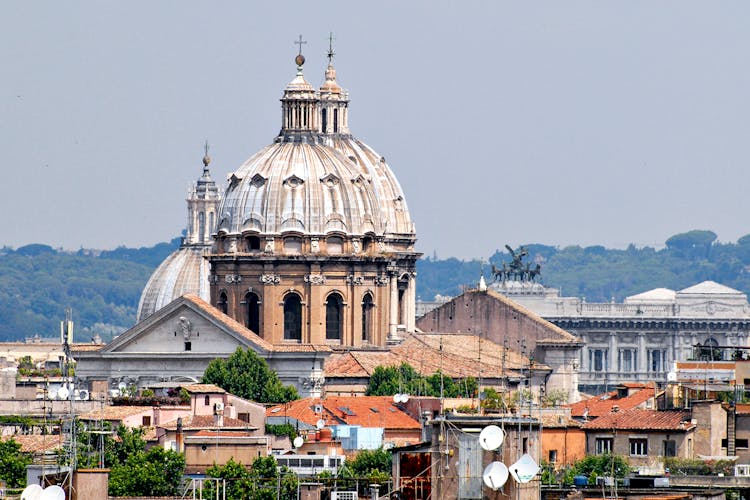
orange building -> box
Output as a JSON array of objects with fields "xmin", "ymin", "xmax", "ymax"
[{"xmin": 540, "ymin": 413, "xmax": 585, "ymax": 467}]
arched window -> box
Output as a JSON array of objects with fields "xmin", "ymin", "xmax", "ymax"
[
  {"xmin": 246, "ymin": 235, "xmax": 261, "ymax": 252},
  {"xmin": 333, "ymin": 108, "xmax": 339, "ymax": 133},
  {"xmin": 326, "ymin": 293, "xmax": 344, "ymax": 341},
  {"xmin": 218, "ymin": 291, "xmax": 228, "ymax": 315},
  {"xmin": 204, "ymin": 395, "xmax": 210, "ymax": 406},
  {"xmin": 245, "ymin": 292, "xmax": 260, "ymax": 333},
  {"xmin": 362, "ymin": 293, "xmax": 374, "ymax": 342},
  {"xmin": 322, "ymin": 108, "xmax": 328, "ymax": 133},
  {"xmin": 283, "ymin": 294, "xmax": 302, "ymax": 341}
]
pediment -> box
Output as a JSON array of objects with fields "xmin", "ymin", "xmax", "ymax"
[{"xmin": 101, "ymin": 295, "xmax": 271, "ymax": 356}]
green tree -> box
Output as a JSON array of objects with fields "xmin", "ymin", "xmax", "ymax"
[
  {"xmin": 571, "ymin": 454, "xmax": 629, "ymax": 484},
  {"xmin": 105, "ymin": 426, "xmax": 185, "ymax": 497},
  {"xmin": 665, "ymin": 230, "xmax": 717, "ymax": 258},
  {"xmin": 202, "ymin": 348, "xmax": 299, "ymax": 403},
  {"xmin": 347, "ymin": 448, "xmax": 392, "ymax": 477},
  {"xmin": 0, "ymin": 439, "xmax": 32, "ymax": 488}
]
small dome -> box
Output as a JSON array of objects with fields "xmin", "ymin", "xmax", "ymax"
[{"xmin": 137, "ymin": 246, "xmax": 211, "ymax": 321}]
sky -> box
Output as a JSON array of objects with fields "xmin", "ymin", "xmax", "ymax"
[{"xmin": 2, "ymin": 2, "xmax": 749, "ymax": 260}]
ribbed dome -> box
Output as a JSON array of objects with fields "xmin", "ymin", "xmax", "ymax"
[
  {"xmin": 215, "ymin": 57, "xmax": 415, "ymax": 250},
  {"xmin": 218, "ymin": 140, "xmax": 389, "ymax": 237},
  {"xmin": 137, "ymin": 246, "xmax": 210, "ymax": 321}
]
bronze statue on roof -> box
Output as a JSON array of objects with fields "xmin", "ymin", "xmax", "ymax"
[{"xmin": 492, "ymin": 245, "xmax": 541, "ymax": 283}]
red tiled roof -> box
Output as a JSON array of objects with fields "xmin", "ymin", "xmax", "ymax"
[
  {"xmin": 567, "ymin": 384, "xmax": 655, "ymax": 418},
  {"xmin": 189, "ymin": 430, "xmax": 256, "ymax": 438},
  {"xmin": 160, "ymin": 414, "xmax": 256, "ymax": 430},
  {"xmin": 736, "ymin": 404, "xmax": 750, "ymax": 416},
  {"xmin": 182, "ymin": 383, "xmax": 226, "ymax": 394},
  {"xmin": 582, "ymin": 409, "xmax": 693, "ymax": 431},
  {"xmin": 4, "ymin": 434, "xmax": 64, "ymax": 453},
  {"xmin": 78, "ymin": 405, "xmax": 152, "ymax": 421},
  {"xmin": 266, "ymin": 396, "xmax": 421, "ymax": 430},
  {"xmin": 325, "ymin": 332, "xmax": 537, "ymax": 380}
]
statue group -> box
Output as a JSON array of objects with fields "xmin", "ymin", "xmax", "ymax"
[{"xmin": 492, "ymin": 245, "xmax": 541, "ymax": 283}]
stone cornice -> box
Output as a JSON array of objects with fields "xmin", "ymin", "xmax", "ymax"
[{"xmin": 549, "ymin": 317, "xmax": 750, "ymax": 331}]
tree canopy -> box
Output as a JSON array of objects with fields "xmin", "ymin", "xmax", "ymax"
[
  {"xmin": 202, "ymin": 347, "xmax": 299, "ymax": 403},
  {"xmin": 365, "ymin": 362, "xmax": 477, "ymax": 398},
  {"xmin": 0, "ymin": 438, "xmax": 32, "ymax": 488}
]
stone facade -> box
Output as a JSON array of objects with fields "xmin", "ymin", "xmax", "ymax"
[
  {"xmin": 492, "ymin": 280, "xmax": 750, "ymax": 394},
  {"xmin": 74, "ymin": 294, "xmax": 329, "ymax": 398},
  {"xmin": 416, "ymin": 288, "xmax": 583, "ymax": 403}
]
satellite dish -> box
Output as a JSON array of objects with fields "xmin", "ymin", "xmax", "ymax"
[
  {"xmin": 57, "ymin": 386, "xmax": 69, "ymax": 400},
  {"xmin": 393, "ymin": 394, "xmax": 401, "ymax": 403},
  {"xmin": 482, "ymin": 461, "xmax": 509, "ymax": 490},
  {"xmin": 479, "ymin": 425, "xmax": 505, "ymax": 451},
  {"xmin": 509, "ymin": 453, "xmax": 540, "ymax": 484},
  {"xmin": 78, "ymin": 389, "xmax": 89, "ymax": 400},
  {"xmin": 39, "ymin": 485, "xmax": 65, "ymax": 500},
  {"xmin": 316, "ymin": 419, "xmax": 326, "ymax": 430},
  {"xmin": 21, "ymin": 484, "xmax": 43, "ymax": 500},
  {"xmin": 293, "ymin": 436, "xmax": 304, "ymax": 448},
  {"xmin": 400, "ymin": 394, "xmax": 410, "ymax": 403},
  {"xmin": 667, "ymin": 371, "xmax": 677, "ymax": 382}
]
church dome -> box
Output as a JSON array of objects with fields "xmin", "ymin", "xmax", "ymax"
[
  {"xmin": 137, "ymin": 149, "xmax": 220, "ymax": 321},
  {"xmin": 215, "ymin": 52, "xmax": 415, "ymax": 254},
  {"xmin": 137, "ymin": 246, "xmax": 210, "ymax": 321}
]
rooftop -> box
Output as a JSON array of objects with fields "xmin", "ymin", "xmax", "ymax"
[
  {"xmin": 266, "ymin": 396, "xmax": 421, "ymax": 430},
  {"xmin": 567, "ymin": 383, "xmax": 656, "ymax": 419},
  {"xmin": 582, "ymin": 408, "xmax": 693, "ymax": 431}
]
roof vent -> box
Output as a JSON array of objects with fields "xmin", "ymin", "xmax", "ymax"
[{"xmin": 612, "ymin": 405, "xmax": 619, "ymax": 413}]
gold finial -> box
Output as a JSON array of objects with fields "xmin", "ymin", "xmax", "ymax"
[
  {"xmin": 294, "ymin": 35, "xmax": 307, "ymax": 68},
  {"xmin": 327, "ymin": 32, "xmax": 335, "ymax": 64},
  {"xmin": 202, "ymin": 140, "xmax": 211, "ymax": 167}
]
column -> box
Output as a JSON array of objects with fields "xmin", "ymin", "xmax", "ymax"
[
  {"xmin": 388, "ymin": 272, "xmax": 398, "ymax": 340},
  {"xmin": 637, "ymin": 332, "xmax": 647, "ymax": 378},
  {"xmin": 407, "ymin": 272, "xmax": 417, "ymax": 332}
]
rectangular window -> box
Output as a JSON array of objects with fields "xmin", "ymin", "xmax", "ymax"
[
  {"xmin": 629, "ymin": 438, "xmax": 648, "ymax": 456},
  {"xmin": 648, "ymin": 349, "xmax": 667, "ymax": 373},
  {"xmin": 595, "ymin": 438, "xmax": 613, "ymax": 455},
  {"xmin": 184, "ymin": 341, "xmax": 192, "ymax": 351},
  {"xmin": 619, "ymin": 349, "xmax": 637, "ymax": 372},
  {"xmin": 590, "ymin": 349, "xmax": 608, "ymax": 372},
  {"xmin": 663, "ymin": 440, "xmax": 676, "ymax": 457},
  {"xmin": 722, "ymin": 439, "xmax": 749, "ymax": 449},
  {"xmin": 142, "ymin": 416, "xmax": 151, "ymax": 426},
  {"xmin": 549, "ymin": 450, "xmax": 558, "ymax": 463}
]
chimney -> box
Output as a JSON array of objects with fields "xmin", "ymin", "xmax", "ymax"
[
  {"xmin": 176, "ymin": 417, "xmax": 184, "ymax": 453},
  {"xmin": 612, "ymin": 405, "xmax": 619, "ymax": 413}
]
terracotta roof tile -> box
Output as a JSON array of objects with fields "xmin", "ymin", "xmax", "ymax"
[
  {"xmin": 736, "ymin": 404, "xmax": 750, "ymax": 415},
  {"xmin": 541, "ymin": 414, "xmax": 582, "ymax": 428},
  {"xmin": 325, "ymin": 332, "xmax": 539, "ymax": 380},
  {"xmin": 4, "ymin": 434, "xmax": 64, "ymax": 453},
  {"xmin": 567, "ymin": 384, "xmax": 656, "ymax": 418},
  {"xmin": 181, "ymin": 383, "xmax": 226, "ymax": 394},
  {"xmin": 582, "ymin": 409, "xmax": 693, "ymax": 431},
  {"xmin": 266, "ymin": 396, "xmax": 421, "ymax": 430},
  {"xmin": 160, "ymin": 414, "xmax": 256, "ymax": 430},
  {"xmin": 78, "ymin": 405, "xmax": 152, "ymax": 421}
]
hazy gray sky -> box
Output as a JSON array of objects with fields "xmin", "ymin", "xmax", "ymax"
[{"xmin": 3, "ymin": 2, "xmax": 748, "ymax": 259}]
